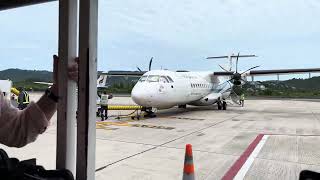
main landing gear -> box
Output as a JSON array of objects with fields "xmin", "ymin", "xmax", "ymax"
[
  {"xmin": 217, "ymin": 100, "xmax": 227, "ymax": 110},
  {"xmin": 178, "ymin": 104, "xmax": 187, "ymax": 109}
]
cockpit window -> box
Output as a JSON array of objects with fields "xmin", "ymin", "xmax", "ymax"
[
  {"xmin": 147, "ymin": 75, "xmax": 160, "ymax": 82},
  {"xmin": 166, "ymin": 76, "xmax": 174, "ymax": 83},
  {"xmin": 139, "ymin": 76, "xmax": 148, "ymax": 82},
  {"xmin": 160, "ymin": 76, "xmax": 169, "ymax": 83}
]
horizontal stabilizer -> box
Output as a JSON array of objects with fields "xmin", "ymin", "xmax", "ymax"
[{"xmin": 207, "ymin": 55, "xmax": 257, "ymax": 59}]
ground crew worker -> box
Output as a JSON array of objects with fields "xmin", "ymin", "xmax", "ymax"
[
  {"xmin": 96, "ymin": 94, "xmax": 101, "ymax": 117},
  {"xmin": 240, "ymin": 93, "xmax": 245, "ymax": 107},
  {"xmin": 17, "ymin": 87, "xmax": 30, "ymax": 110},
  {"xmin": 100, "ymin": 92, "xmax": 113, "ymax": 121}
]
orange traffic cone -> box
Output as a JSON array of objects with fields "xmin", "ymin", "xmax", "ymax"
[{"xmin": 183, "ymin": 144, "xmax": 195, "ymax": 180}]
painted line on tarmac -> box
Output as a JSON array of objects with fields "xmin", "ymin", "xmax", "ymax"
[
  {"xmin": 96, "ymin": 124, "xmax": 119, "ymax": 131},
  {"xmin": 169, "ymin": 116, "xmax": 205, "ymax": 121},
  {"xmin": 95, "ymin": 116, "xmax": 237, "ymax": 172},
  {"xmin": 222, "ymin": 134, "xmax": 269, "ymax": 180},
  {"xmin": 130, "ymin": 124, "xmax": 175, "ymax": 130},
  {"xmin": 96, "ymin": 121, "xmax": 175, "ymax": 130}
]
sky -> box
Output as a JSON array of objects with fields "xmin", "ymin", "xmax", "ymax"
[{"xmin": 0, "ymin": 0, "xmax": 320, "ymax": 80}]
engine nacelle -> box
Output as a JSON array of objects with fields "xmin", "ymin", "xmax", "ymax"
[
  {"xmin": 189, "ymin": 93, "xmax": 222, "ymax": 106},
  {"xmin": 233, "ymin": 80, "xmax": 242, "ymax": 86}
]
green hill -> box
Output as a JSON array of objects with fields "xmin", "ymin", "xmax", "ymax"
[
  {"xmin": 0, "ymin": 69, "xmax": 52, "ymax": 91},
  {"xmin": 0, "ymin": 68, "xmax": 52, "ymax": 82},
  {"xmin": 242, "ymin": 76, "xmax": 320, "ymax": 98},
  {"xmin": 283, "ymin": 76, "xmax": 320, "ymax": 90}
]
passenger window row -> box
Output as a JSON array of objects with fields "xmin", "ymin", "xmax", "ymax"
[{"xmin": 191, "ymin": 83, "xmax": 211, "ymax": 89}]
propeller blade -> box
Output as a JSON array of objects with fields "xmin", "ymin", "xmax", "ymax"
[
  {"xmin": 236, "ymin": 52, "xmax": 240, "ymax": 73},
  {"xmin": 219, "ymin": 64, "xmax": 229, "ymax": 72},
  {"xmin": 227, "ymin": 78, "xmax": 235, "ymax": 84},
  {"xmin": 148, "ymin": 57, "xmax": 153, "ymax": 71},
  {"xmin": 241, "ymin": 78, "xmax": 248, "ymax": 84},
  {"xmin": 241, "ymin": 65, "xmax": 260, "ymax": 75},
  {"xmin": 230, "ymin": 88, "xmax": 241, "ymax": 105},
  {"xmin": 137, "ymin": 66, "xmax": 142, "ymax": 72}
]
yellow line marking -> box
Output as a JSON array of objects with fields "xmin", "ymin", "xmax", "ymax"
[
  {"xmin": 128, "ymin": 124, "xmax": 175, "ymax": 130},
  {"xmin": 96, "ymin": 124, "xmax": 116, "ymax": 130},
  {"xmin": 96, "ymin": 121, "xmax": 174, "ymax": 130}
]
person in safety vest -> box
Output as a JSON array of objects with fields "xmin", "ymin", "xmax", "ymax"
[
  {"xmin": 96, "ymin": 94, "xmax": 101, "ymax": 117},
  {"xmin": 17, "ymin": 87, "xmax": 30, "ymax": 110},
  {"xmin": 240, "ymin": 94, "xmax": 245, "ymax": 107},
  {"xmin": 100, "ymin": 92, "xmax": 113, "ymax": 121}
]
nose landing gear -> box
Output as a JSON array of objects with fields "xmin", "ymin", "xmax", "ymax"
[{"xmin": 142, "ymin": 107, "xmax": 157, "ymax": 118}]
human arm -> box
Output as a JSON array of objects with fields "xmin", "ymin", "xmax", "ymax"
[
  {"xmin": 0, "ymin": 55, "xmax": 78, "ymax": 147},
  {"xmin": 0, "ymin": 91, "xmax": 49, "ymax": 147}
]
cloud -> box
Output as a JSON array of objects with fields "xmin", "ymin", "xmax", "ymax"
[{"xmin": 0, "ymin": 0, "xmax": 319, "ymax": 77}]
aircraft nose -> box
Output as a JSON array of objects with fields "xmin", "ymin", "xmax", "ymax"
[{"xmin": 131, "ymin": 85, "xmax": 149, "ymax": 106}]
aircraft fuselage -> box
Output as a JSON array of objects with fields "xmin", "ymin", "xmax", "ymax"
[{"xmin": 131, "ymin": 70, "xmax": 232, "ymax": 109}]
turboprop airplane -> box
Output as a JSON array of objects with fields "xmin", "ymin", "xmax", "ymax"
[{"xmin": 102, "ymin": 53, "xmax": 320, "ymax": 115}]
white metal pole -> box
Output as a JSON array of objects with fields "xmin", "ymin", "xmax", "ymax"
[
  {"xmin": 57, "ymin": 0, "xmax": 78, "ymax": 176},
  {"xmin": 77, "ymin": 0, "xmax": 98, "ymax": 179}
]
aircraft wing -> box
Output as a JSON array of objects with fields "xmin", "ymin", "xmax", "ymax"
[
  {"xmin": 213, "ymin": 71, "xmax": 235, "ymax": 76},
  {"xmin": 101, "ymin": 71, "xmax": 146, "ymax": 77},
  {"xmin": 213, "ymin": 68, "xmax": 320, "ymax": 76},
  {"xmin": 247, "ymin": 68, "xmax": 320, "ymax": 76},
  {"xmin": 34, "ymin": 82, "xmax": 54, "ymax": 86}
]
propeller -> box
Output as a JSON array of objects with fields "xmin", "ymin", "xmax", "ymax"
[
  {"xmin": 136, "ymin": 57, "xmax": 154, "ymax": 72},
  {"xmin": 148, "ymin": 57, "xmax": 153, "ymax": 71},
  {"xmin": 236, "ymin": 52, "xmax": 239, "ymax": 73},
  {"xmin": 228, "ymin": 52, "xmax": 259, "ymax": 86},
  {"xmin": 230, "ymin": 87, "xmax": 242, "ymax": 105},
  {"xmin": 218, "ymin": 64, "xmax": 229, "ymax": 72},
  {"xmin": 136, "ymin": 66, "xmax": 142, "ymax": 72},
  {"xmin": 241, "ymin": 65, "xmax": 260, "ymax": 75}
]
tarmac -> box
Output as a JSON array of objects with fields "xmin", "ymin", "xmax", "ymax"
[{"xmin": 1, "ymin": 92, "xmax": 320, "ymax": 180}]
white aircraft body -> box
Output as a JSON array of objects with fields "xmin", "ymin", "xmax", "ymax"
[
  {"xmin": 35, "ymin": 53, "xmax": 320, "ymax": 112},
  {"xmin": 131, "ymin": 70, "xmax": 231, "ymax": 109},
  {"xmin": 103, "ymin": 54, "xmax": 320, "ymax": 112}
]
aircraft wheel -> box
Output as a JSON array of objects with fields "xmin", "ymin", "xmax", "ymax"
[
  {"xmin": 222, "ymin": 101, "xmax": 227, "ymax": 110},
  {"xmin": 144, "ymin": 108, "xmax": 156, "ymax": 118},
  {"xmin": 218, "ymin": 102, "xmax": 222, "ymax": 110},
  {"xmin": 178, "ymin": 105, "xmax": 187, "ymax": 109}
]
